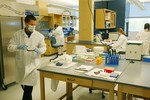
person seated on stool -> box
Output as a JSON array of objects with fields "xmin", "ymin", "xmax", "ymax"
[
  {"xmin": 51, "ymin": 23, "xmax": 65, "ymax": 55},
  {"xmin": 110, "ymin": 28, "xmax": 127, "ymax": 54}
]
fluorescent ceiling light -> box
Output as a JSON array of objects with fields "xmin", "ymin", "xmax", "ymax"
[
  {"xmin": 140, "ymin": 0, "xmax": 150, "ymax": 2},
  {"xmin": 128, "ymin": 0, "xmax": 145, "ymax": 10},
  {"xmin": 46, "ymin": 0, "xmax": 78, "ymax": 8},
  {"xmin": 94, "ymin": 0, "xmax": 114, "ymax": 1}
]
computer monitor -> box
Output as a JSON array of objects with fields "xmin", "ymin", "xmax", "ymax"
[
  {"xmin": 101, "ymin": 33, "xmax": 109, "ymax": 40},
  {"xmin": 109, "ymin": 32, "xmax": 118, "ymax": 41}
]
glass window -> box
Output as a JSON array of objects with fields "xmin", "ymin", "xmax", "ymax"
[{"xmin": 128, "ymin": 18, "xmax": 150, "ymax": 32}]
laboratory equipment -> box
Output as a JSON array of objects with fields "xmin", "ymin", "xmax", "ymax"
[
  {"xmin": 101, "ymin": 31, "xmax": 109, "ymax": 40},
  {"xmin": 73, "ymin": 45, "xmax": 87, "ymax": 55},
  {"xmin": 125, "ymin": 40, "xmax": 143, "ymax": 60},
  {"xmin": 0, "ymin": 16, "xmax": 23, "ymax": 90},
  {"xmin": 93, "ymin": 46, "xmax": 104, "ymax": 57},
  {"xmin": 105, "ymin": 49, "xmax": 119, "ymax": 66},
  {"xmin": 143, "ymin": 56, "xmax": 150, "ymax": 62}
]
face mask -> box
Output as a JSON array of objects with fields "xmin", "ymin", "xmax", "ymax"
[{"xmin": 28, "ymin": 25, "xmax": 36, "ymax": 32}]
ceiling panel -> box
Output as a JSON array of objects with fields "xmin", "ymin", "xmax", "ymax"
[{"xmin": 46, "ymin": 0, "xmax": 78, "ymax": 8}]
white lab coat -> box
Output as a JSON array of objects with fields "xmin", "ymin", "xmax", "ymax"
[
  {"xmin": 112, "ymin": 34, "xmax": 127, "ymax": 52},
  {"xmin": 8, "ymin": 29, "xmax": 46, "ymax": 86},
  {"xmin": 136, "ymin": 30, "xmax": 150, "ymax": 55},
  {"xmin": 52, "ymin": 26, "xmax": 64, "ymax": 45}
]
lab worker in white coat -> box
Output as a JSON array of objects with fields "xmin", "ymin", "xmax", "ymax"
[
  {"xmin": 7, "ymin": 15, "xmax": 46, "ymax": 100},
  {"xmin": 111, "ymin": 28, "xmax": 127, "ymax": 52},
  {"xmin": 50, "ymin": 23, "xmax": 65, "ymax": 56},
  {"xmin": 136, "ymin": 23, "xmax": 150, "ymax": 55},
  {"xmin": 52, "ymin": 23, "xmax": 65, "ymax": 45}
]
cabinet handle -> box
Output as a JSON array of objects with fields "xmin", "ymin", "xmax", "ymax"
[{"xmin": 67, "ymin": 78, "xmax": 75, "ymax": 81}]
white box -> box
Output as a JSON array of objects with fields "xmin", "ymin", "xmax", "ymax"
[{"xmin": 125, "ymin": 40, "xmax": 143, "ymax": 60}]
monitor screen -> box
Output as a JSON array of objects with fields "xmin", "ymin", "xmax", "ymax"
[
  {"xmin": 109, "ymin": 32, "xmax": 119, "ymax": 41},
  {"xmin": 101, "ymin": 33, "xmax": 109, "ymax": 40}
]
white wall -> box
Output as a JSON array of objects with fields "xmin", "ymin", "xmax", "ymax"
[
  {"xmin": 15, "ymin": 0, "xmax": 78, "ymax": 16},
  {"xmin": 16, "ymin": 0, "xmax": 36, "ymax": 5},
  {"xmin": 48, "ymin": 7, "xmax": 78, "ymax": 16}
]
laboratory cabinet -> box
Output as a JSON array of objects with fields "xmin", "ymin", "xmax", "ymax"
[
  {"xmin": 0, "ymin": 17, "xmax": 23, "ymax": 90},
  {"xmin": 49, "ymin": 14, "xmax": 63, "ymax": 29},
  {"xmin": 44, "ymin": 38, "xmax": 68, "ymax": 56},
  {"xmin": 96, "ymin": 9, "xmax": 116, "ymax": 29},
  {"xmin": 63, "ymin": 15, "xmax": 76, "ymax": 28},
  {"xmin": 43, "ymin": 38, "xmax": 57, "ymax": 56}
]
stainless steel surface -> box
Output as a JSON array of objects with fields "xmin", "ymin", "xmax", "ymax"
[
  {"xmin": 0, "ymin": 16, "xmax": 22, "ymax": 85},
  {"xmin": 116, "ymin": 61, "xmax": 150, "ymax": 89}
]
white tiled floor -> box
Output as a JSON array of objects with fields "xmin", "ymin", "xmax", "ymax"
[{"xmin": 0, "ymin": 56, "xmax": 144, "ymax": 100}]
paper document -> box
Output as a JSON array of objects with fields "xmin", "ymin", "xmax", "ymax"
[
  {"xmin": 85, "ymin": 68, "xmax": 122, "ymax": 81},
  {"xmin": 48, "ymin": 62, "xmax": 77, "ymax": 68},
  {"xmin": 75, "ymin": 65, "xmax": 94, "ymax": 71}
]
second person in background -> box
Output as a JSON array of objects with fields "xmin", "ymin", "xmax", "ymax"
[
  {"xmin": 51, "ymin": 23, "xmax": 65, "ymax": 46},
  {"xmin": 111, "ymin": 28, "xmax": 127, "ymax": 52},
  {"xmin": 51, "ymin": 23, "xmax": 65, "ymax": 55},
  {"xmin": 136, "ymin": 23, "xmax": 150, "ymax": 55}
]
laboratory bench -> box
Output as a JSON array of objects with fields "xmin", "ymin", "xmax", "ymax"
[
  {"xmin": 64, "ymin": 35, "xmax": 75, "ymax": 42},
  {"xmin": 38, "ymin": 58, "xmax": 150, "ymax": 100},
  {"xmin": 116, "ymin": 61, "xmax": 150, "ymax": 99},
  {"xmin": 65, "ymin": 41, "xmax": 108, "ymax": 55},
  {"xmin": 38, "ymin": 60, "xmax": 130, "ymax": 100}
]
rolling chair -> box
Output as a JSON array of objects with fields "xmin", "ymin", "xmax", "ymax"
[{"xmin": 49, "ymin": 36, "xmax": 63, "ymax": 62}]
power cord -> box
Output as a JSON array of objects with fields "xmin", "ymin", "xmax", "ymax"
[{"xmin": 88, "ymin": 0, "xmax": 94, "ymax": 23}]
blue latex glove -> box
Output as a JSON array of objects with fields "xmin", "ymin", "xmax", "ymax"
[
  {"xmin": 17, "ymin": 44, "xmax": 28, "ymax": 50},
  {"xmin": 34, "ymin": 48, "xmax": 41, "ymax": 54}
]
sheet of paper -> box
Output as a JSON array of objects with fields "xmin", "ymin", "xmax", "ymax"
[
  {"xmin": 85, "ymin": 68, "xmax": 108, "ymax": 78},
  {"xmin": 75, "ymin": 65, "xmax": 94, "ymax": 71},
  {"xmin": 48, "ymin": 62, "xmax": 77, "ymax": 68},
  {"xmin": 85, "ymin": 68, "xmax": 122, "ymax": 81}
]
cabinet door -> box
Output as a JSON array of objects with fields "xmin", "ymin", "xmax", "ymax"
[
  {"xmin": 110, "ymin": 12, "xmax": 116, "ymax": 28},
  {"xmin": 96, "ymin": 9, "xmax": 105, "ymax": 29},
  {"xmin": 96, "ymin": 9, "xmax": 116, "ymax": 29},
  {"xmin": 44, "ymin": 39, "xmax": 57, "ymax": 56}
]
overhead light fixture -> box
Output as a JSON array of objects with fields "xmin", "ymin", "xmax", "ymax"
[
  {"xmin": 94, "ymin": 0, "xmax": 114, "ymax": 2},
  {"xmin": 128, "ymin": 0, "xmax": 145, "ymax": 10},
  {"xmin": 47, "ymin": 4, "xmax": 78, "ymax": 11}
]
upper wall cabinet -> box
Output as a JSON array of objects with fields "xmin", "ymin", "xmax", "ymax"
[
  {"xmin": 96, "ymin": 9, "xmax": 116, "ymax": 29},
  {"xmin": 49, "ymin": 14, "xmax": 63, "ymax": 29}
]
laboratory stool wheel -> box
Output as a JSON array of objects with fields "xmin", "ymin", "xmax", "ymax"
[
  {"xmin": 2, "ymin": 84, "xmax": 7, "ymax": 90},
  {"xmin": 89, "ymin": 88, "xmax": 105, "ymax": 99}
]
